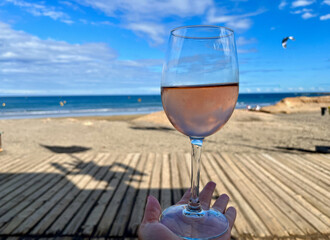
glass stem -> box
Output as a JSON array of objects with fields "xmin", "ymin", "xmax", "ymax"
[{"xmin": 187, "ymin": 138, "xmax": 204, "ymax": 212}]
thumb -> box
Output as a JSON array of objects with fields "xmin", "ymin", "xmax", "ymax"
[{"xmin": 142, "ymin": 195, "xmax": 162, "ymax": 224}]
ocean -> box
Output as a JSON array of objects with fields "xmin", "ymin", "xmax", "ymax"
[{"xmin": 0, "ymin": 93, "xmax": 328, "ymax": 119}]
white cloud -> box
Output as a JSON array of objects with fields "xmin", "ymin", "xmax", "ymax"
[
  {"xmin": 289, "ymin": 8, "xmax": 317, "ymax": 19},
  {"xmin": 0, "ymin": 22, "xmax": 163, "ymax": 95},
  {"xmin": 5, "ymin": 0, "xmax": 73, "ymax": 24},
  {"xmin": 74, "ymin": 0, "xmax": 265, "ymax": 42},
  {"xmin": 226, "ymin": 18, "xmax": 252, "ymax": 31},
  {"xmin": 77, "ymin": 0, "xmax": 213, "ymax": 19},
  {"xmin": 279, "ymin": 0, "xmax": 288, "ymax": 9},
  {"xmin": 291, "ymin": 10, "xmax": 302, "ymax": 14},
  {"xmin": 290, "ymin": 8, "xmax": 312, "ymax": 14},
  {"xmin": 206, "ymin": 8, "xmax": 266, "ymax": 31},
  {"xmin": 301, "ymin": 12, "xmax": 317, "ymax": 19},
  {"xmin": 125, "ymin": 22, "xmax": 166, "ymax": 45},
  {"xmin": 322, "ymin": 0, "xmax": 330, "ymax": 5},
  {"xmin": 59, "ymin": 1, "xmax": 80, "ymax": 10},
  {"xmin": 75, "ymin": 0, "xmax": 213, "ymax": 44},
  {"xmin": 236, "ymin": 37, "xmax": 257, "ymax": 46},
  {"xmin": 207, "ymin": 8, "xmax": 266, "ymax": 23},
  {"xmin": 320, "ymin": 13, "xmax": 330, "ymax": 20},
  {"xmin": 291, "ymin": 0, "xmax": 315, "ymax": 8},
  {"xmin": 61, "ymin": 19, "xmax": 74, "ymax": 25}
]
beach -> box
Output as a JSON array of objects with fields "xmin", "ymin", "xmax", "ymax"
[
  {"xmin": 1, "ymin": 100, "xmax": 330, "ymax": 239},
  {"xmin": 1, "ymin": 109, "xmax": 329, "ymax": 158}
]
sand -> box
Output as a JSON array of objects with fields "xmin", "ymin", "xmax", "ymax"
[{"xmin": 0, "ymin": 108, "xmax": 329, "ymax": 159}]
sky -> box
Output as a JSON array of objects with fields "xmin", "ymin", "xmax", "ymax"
[{"xmin": 0, "ymin": 0, "xmax": 329, "ymax": 96}]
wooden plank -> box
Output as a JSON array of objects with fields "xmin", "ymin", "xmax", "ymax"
[
  {"xmin": 254, "ymin": 153, "xmax": 330, "ymax": 233},
  {"xmin": 126, "ymin": 153, "xmax": 155, "ymax": 235},
  {"xmin": 307, "ymin": 154, "xmax": 330, "ymax": 169},
  {"xmin": 148, "ymin": 153, "xmax": 162, "ymax": 199},
  {"xmin": 262, "ymin": 153, "xmax": 330, "ymax": 218},
  {"xmin": 210, "ymin": 152, "xmax": 271, "ymax": 238},
  {"xmin": 0, "ymin": 155, "xmax": 26, "ymax": 172},
  {"xmin": 0, "ymin": 154, "xmax": 56, "ymax": 191},
  {"xmin": 262, "ymin": 155, "xmax": 330, "ymax": 214},
  {"xmin": 0, "ymin": 155, "xmax": 68, "ymax": 224},
  {"xmin": 311, "ymin": 152, "xmax": 330, "ymax": 160},
  {"xmin": 184, "ymin": 151, "xmax": 217, "ymax": 205},
  {"xmin": 0, "ymin": 154, "xmax": 89, "ymax": 234},
  {"xmin": 199, "ymin": 154, "xmax": 214, "ymax": 205},
  {"xmin": 0, "ymin": 154, "xmax": 29, "ymax": 169},
  {"xmin": 233, "ymin": 153, "xmax": 306, "ymax": 236},
  {"xmin": 0, "ymin": 154, "xmax": 13, "ymax": 163},
  {"xmin": 176, "ymin": 152, "xmax": 190, "ymax": 190},
  {"xmin": 61, "ymin": 153, "xmax": 117, "ymax": 235},
  {"xmin": 243, "ymin": 154, "xmax": 324, "ymax": 235},
  {"xmin": 277, "ymin": 153, "xmax": 330, "ymax": 189},
  {"xmin": 0, "ymin": 154, "xmax": 59, "ymax": 196},
  {"xmin": 262, "ymin": 153, "xmax": 330, "ymax": 200},
  {"xmin": 79, "ymin": 153, "xmax": 129, "ymax": 236},
  {"xmin": 45, "ymin": 153, "xmax": 111, "ymax": 235},
  {"xmin": 160, "ymin": 153, "xmax": 172, "ymax": 210},
  {"xmin": 14, "ymin": 155, "xmax": 100, "ymax": 234},
  {"xmin": 0, "ymin": 154, "xmax": 51, "ymax": 176},
  {"xmin": 169, "ymin": 152, "xmax": 183, "ymax": 204},
  {"xmin": 201, "ymin": 153, "xmax": 240, "ymax": 238},
  {"xmin": 94, "ymin": 153, "xmax": 140, "ymax": 236},
  {"xmin": 220, "ymin": 153, "xmax": 289, "ymax": 237},
  {"xmin": 204, "ymin": 152, "xmax": 266, "ymax": 238},
  {"xmin": 29, "ymin": 153, "xmax": 103, "ymax": 235},
  {"xmin": 184, "ymin": 153, "xmax": 191, "ymax": 178},
  {"xmin": 296, "ymin": 154, "xmax": 330, "ymax": 175},
  {"xmin": 109, "ymin": 153, "xmax": 147, "ymax": 236},
  {"xmin": 302, "ymin": 154, "xmax": 330, "ymax": 173}
]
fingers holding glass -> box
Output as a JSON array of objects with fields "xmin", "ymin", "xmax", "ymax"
[
  {"xmin": 213, "ymin": 194, "xmax": 230, "ymax": 214},
  {"xmin": 199, "ymin": 181, "xmax": 216, "ymax": 210}
]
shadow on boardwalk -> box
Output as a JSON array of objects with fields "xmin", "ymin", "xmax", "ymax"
[
  {"xmin": 0, "ymin": 150, "xmax": 329, "ymax": 240},
  {"xmin": 0, "ymin": 153, "xmax": 186, "ymax": 239}
]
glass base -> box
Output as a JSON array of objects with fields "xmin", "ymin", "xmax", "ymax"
[{"xmin": 160, "ymin": 204, "xmax": 229, "ymax": 240}]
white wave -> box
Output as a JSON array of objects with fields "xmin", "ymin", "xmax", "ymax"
[{"xmin": 0, "ymin": 106, "xmax": 164, "ymax": 119}]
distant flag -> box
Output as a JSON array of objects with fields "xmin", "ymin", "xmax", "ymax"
[{"xmin": 282, "ymin": 36, "xmax": 295, "ymax": 49}]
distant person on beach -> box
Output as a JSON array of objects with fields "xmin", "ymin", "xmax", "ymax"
[{"xmin": 138, "ymin": 182, "xmax": 237, "ymax": 240}]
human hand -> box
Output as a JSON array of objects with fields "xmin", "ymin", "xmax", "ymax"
[{"xmin": 138, "ymin": 181, "xmax": 236, "ymax": 240}]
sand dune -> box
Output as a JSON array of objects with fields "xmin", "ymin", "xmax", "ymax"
[{"xmin": 261, "ymin": 95, "xmax": 330, "ymax": 114}]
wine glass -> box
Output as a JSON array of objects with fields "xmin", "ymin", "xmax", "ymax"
[{"xmin": 160, "ymin": 25, "xmax": 239, "ymax": 239}]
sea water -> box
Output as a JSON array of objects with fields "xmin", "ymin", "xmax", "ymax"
[{"xmin": 0, "ymin": 93, "xmax": 327, "ymax": 119}]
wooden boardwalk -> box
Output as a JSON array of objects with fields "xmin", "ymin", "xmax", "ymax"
[{"xmin": 0, "ymin": 152, "xmax": 329, "ymax": 239}]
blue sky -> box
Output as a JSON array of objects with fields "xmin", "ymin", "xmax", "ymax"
[{"xmin": 0, "ymin": 0, "xmax": 329, "ymax": 95}]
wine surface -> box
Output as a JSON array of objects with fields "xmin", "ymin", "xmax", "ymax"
[{"xmin": 161, "ymin": 83, "xmax": 238, "ymax": 138}]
